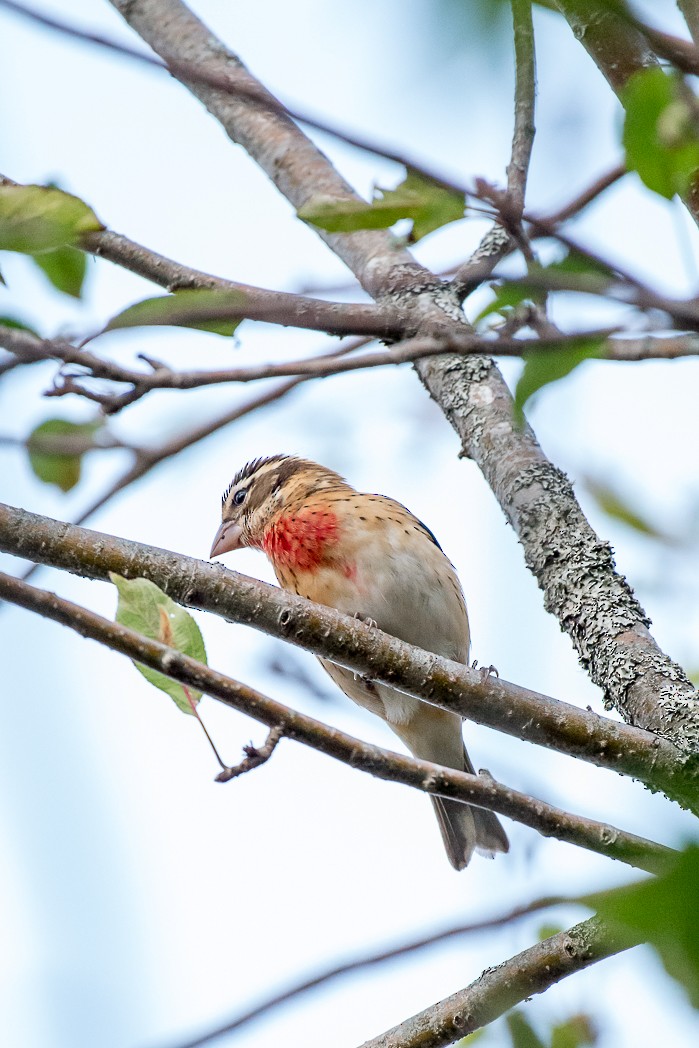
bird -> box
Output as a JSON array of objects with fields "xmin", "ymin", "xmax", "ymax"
[{"xmin": 210, "ymin": 454, "xmax": 509, "ymax": 869}]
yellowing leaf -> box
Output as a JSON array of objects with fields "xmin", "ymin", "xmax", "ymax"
[{"xmin": 111, "ymin": 574, "xmax": 207, "ymax": 715}]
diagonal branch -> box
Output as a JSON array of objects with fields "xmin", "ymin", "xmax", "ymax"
[
  {"xmin": 0, "ymin": 569, "xmax": 673, "ymax": 872},
  {"xmin": 358, "ymin": 916, "xmax": 634, "ymax": 1048},
  {"xmin": 0, "ymin": 504, "xmax": 694, "ymax": 813}
]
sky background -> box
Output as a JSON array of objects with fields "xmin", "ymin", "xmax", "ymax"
[{"xmin": 1, "ymin": 1, "xmax": 699, "ymax": 1047}]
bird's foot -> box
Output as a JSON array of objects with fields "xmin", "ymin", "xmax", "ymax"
[
  {"xmin": 353, "ymin": 611, "xmax": 378, "ymax": 629},
  {"xmin": 471, "ymin": 659, "xmax": 499, "ymax": 683}
]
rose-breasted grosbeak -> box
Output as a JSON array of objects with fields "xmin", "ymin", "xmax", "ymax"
[{"xmin": 210, "ymin": 455, "xmax": 509, "ymax": 869}]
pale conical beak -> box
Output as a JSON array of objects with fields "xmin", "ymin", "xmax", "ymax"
[{"xmin": 210, "ymin": 520, "xmax": 244, "ymax": 558}]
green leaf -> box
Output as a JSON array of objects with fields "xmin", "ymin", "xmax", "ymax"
[
  {"xmin": 622, "ymin": 68, "xmax": 699, "ymax": 199},
  {"xmin": 30, "ymin": 246, "xmax": 87, "ymax": 298},
  {"xmin": 111, "ymin": 574, "xmax": 208, "ymax": 715},
  {"xmin": 584, "ymin": 844, "xmax": 699, "ymax": 1008},
  {"xmin": 476, "ymin": 251, "xmax": 616, "ymax": 327},
  {"xmin": 583, "ymin": 478, "xmax": 667, "ymax": 540},
  {"xmin": 0, "ymin": 184, "xmax": 103, "ymax": 253},
  {"xmin": 0, "ymin": 315, "xmax": 40, "ymax": 337},
  {"xmin": 298, "ymin": 169, "xmax": 465, "ymax": 241},
  {"xmin": 26, "ymin": 418, "xmax": 102, "ymax": 492},
  {"xmin": 550, "ymin": 1014, "xmax": 597, "ymax": 1048},
  {"xmin": 474, "ymin": 281, "xmax": 542, "ymax": 324},
  {"xmin": 104, "ymin": 288, "xmax": 246, "ymax": 336},
  {"xmin": 545, "ymin": 249, "xmax": 616, "ymax": 281},
  {"xmin": 514, "ymin": 338, "xmax": 604, "ymax": 423},
  {"xmin": 506, "ymin": 1011, "xmax": 546, "ymax": 1048}
]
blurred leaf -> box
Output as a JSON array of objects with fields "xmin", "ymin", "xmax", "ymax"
[
  {"xmin": 506, "ymin": 1011, "xmax": 546, "ymax": 1048},
  {"xmin": 584, "ymin": 844, "xmax": 699, "ymax": 1008},
  {"xmin": 111, "ymin": 574, "xmax": 207, "ymax": 714},
  {"xmin": 622, "ymin": 68, "xmax": 699, "ymax": 199},
  {"xmin": 545, "ymin": 250, "xmax": 616, "ymax": 281},
  {"xmin": 550, "ymin": 1014, "xmax": 597, "ymax": 1048},
  {"xmin": 687, "ymin": 668, "xmax": 699, "ymax": 687},
  {"xmin": 536, "ymin": 921, "xmax": 564, "ymax": 942},
  {"xmin": 0, "ymin": 184, "xmax": 102, "ymax": 253},
  {"xmin": 31, "ymin": 245, "xmax": 87, "ymax": 298},
  {"xmin": 474, "ymin": 281, "xmax": 542, "ymax": 324},
  {"xmin": 0, "ymin": 315, "xmax": 40, "ymax": 336},
  {"xmin": 455, "ymin": 1031, "xmax": 487, "ymax": 1046},
  {"xmin": 583, "ymin": 478, "xmax": 668, "ymax": 540},
  {"xmin": 298, "ymin": 170, "xmax": 465, "ymax": 241},
  {"xmin": 26, "ymin": 418, "xmax": 102, "ymax": 492},
  {"xmin": 475, "ymin": 251, "xmax": 614, "ymax": 327},
  {"xmin": 514, "ymin": 338, "xmax": 604, "ymax": 422},
  {"xmin": 105, "ymin": 288, "xmax": 245, "ymax": 336}
]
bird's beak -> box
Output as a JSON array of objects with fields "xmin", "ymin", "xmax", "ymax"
[{"xmin": 210, "ymin": 520, "xmax": 244, "ymax": 558}]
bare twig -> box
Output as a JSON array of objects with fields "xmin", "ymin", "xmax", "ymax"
[
  {"xmin": 543, "ymin": 162, "xmax": 626, "ymax": 225},
  {"xmin": 215, "ymin": 725, "xmax": 284, "ymax": 783},
  {"xmin": 0, "ymin": 568, "xmax": 675, "ymax": 871},
  {"xmin": 12, "ymin": 322, "xmax": 699, "ymax": 410},
  {"xmin": 0, "ymin": 506, "xmax": 693, "ymax": 814}
]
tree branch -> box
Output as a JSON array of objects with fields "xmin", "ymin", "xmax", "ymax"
[
  {"xmin": 0, "ymin": 504, "xmax": 693, "ymax": 813},
  {"xmin": 678, "ymin": 0, "xmax": 699, "ymax": 49},
  {"xmin": 0, "ymin": 569, "xmax": 673, "ymax": 872},
  {"xmin": 507, "ymin": 0, "xmax": 536, "ymax": 217},
  {"xmin": 358, "ymin": 916, "xmax": 634, "ymax": 1048}
]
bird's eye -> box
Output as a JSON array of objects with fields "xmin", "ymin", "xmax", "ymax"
[{"xmin": 233, "ymin": 488, "xmax": 247, "ymax": 506}]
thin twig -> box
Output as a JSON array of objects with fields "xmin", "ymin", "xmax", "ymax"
[
  {"xmin": 168, "ymin": 894, "xmax": 574, "ymax": 1048},
  {"xmin": 215, "ymin": 725, "xmax": 284, "ymax": 783},
  {"xmin": 543, "ymin": 162, "xmax": 626, "ymax": 225},
  {"xmin": 0, "ymin": 0, "xmax": 467, "ymax": 197},
  {"xmin": 0, "ymin": 568, "xmax": 675, "ymax": 871}
]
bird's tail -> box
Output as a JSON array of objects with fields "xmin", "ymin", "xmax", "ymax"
[
  {"xmin": 389, "ymin": 705, "xmax": 510, "ymax": 869},
  {"xmin": 430, "ymin": 796, "xmax": 477, "ymax": 870}
]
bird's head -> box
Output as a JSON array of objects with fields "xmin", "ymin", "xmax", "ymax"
[{"xmin": 210, "ymin": 454, "xmax": 347, "ymax": 558}]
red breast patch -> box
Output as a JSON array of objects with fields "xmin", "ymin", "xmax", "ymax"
[{"xmin": 262, "ymin": 509, "xmax": 339, "ymax": 571}]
